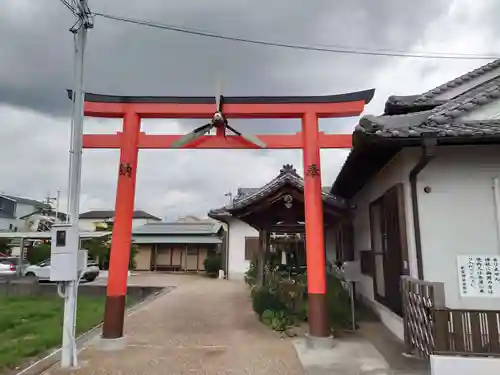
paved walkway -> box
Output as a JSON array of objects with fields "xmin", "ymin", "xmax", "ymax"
[{"xmin": 46, "ymin": 274, "xmax": 304, "ymax": 375}]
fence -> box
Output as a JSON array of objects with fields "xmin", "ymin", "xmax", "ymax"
[
  {"xmin": 402, "ymin": 276, "xmax": 500, "ymax": 359},
  {"xmin": 401, "ymin": 276, "xmax": 446, "ymax": 359},
  {"xmin": 434, "ymin": 309, "xmax": 500, "ymax": 356}
]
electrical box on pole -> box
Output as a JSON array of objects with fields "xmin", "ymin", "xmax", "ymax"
[{"xmin": 50, "ymin": 224, "xmax": 78, "ymax": 282}]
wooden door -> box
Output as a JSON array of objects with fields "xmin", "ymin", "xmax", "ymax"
[
  {"xmin": 382, "ymin": 185, "xmax": 404, "ymax": 316},
  {"xmin": 370, "ymin": 183, "xmax": 408, "ymax": 317},
  {"xmin": 186, "ymin": 246, "xmax": 198, "ymax": 271},
  {"xmin": 135, "ymin": 245, "xmax": 152, "ymax": 271},
  {"xmin": 198, "ymin": 248, "xmax": 207, "ymax": 270},
  {"xmin": 156, "ymin": 246, "xmax": 172, "ymax": 266}
]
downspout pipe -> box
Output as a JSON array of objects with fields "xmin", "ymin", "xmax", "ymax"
[{"xmin": 409, "ymin": 136, "xmax": 437, "ymax": 280}]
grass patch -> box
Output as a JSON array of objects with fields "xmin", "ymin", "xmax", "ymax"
[{"xmin": 0, "ymin": 295, "xmax": 107, "ymax": 371}]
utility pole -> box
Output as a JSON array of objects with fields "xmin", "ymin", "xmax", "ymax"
[
  {"xmin": 55, "ymin": 189, "xmax": 61, "ymax": 223},
  {"xmin": 60, "ymin": 0, "xmax": 93, "ymax": 369},
  {"xmin": 224, "ymin": 191, "xmax": 233, "ymax": 207},
  {"xmin": 45, "ymin": 192, "xmax": 57, "ymax": 207}
]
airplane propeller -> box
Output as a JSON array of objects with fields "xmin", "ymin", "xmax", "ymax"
[{"xmin": 171, "ymin": 79, "xmax": 266, "ymax": 148}]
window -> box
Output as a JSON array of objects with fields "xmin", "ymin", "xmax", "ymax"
[
  {"xmin": 0, "ymin": 198, "xmax": 15, "ymax": 217},
  {"xmin": 37, "ymin": 258, "xmax": 51, "ymax": 267},
  {"xmin": 245, "ymin": 237, "xmax": 259, "ymax": 261}
]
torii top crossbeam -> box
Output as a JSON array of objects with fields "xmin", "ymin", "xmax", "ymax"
[
  {"xmin": 79, "ymin": 89, "xmax": 374, "ymax": 150},
  {"xmin": 81, "ymin": 89, "xmax": 374, "ymax": 118}
]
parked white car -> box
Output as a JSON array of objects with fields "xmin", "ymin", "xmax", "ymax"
[
  {"xmin": 0, "ymin": 257, "xmax": 30, "ymax": 276},
  {"xmin": 0, "ymin": 260, "xmax": 16, "ymax": 276},
  {"xmin": 24, "ymin": 259, "xmax": 100, "ymax": 282}
]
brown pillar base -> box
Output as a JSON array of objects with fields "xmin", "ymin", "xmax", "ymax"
[
  {"xmin": 308, "ymin": 293, "xmax": 330, "ymax": 337},
  {"xmin": 102, "ymin": 295, "xmax": 126, "ymax": 339}
]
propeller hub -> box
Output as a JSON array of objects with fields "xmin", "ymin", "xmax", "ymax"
[{"xmin": 213, "ymin": 111, "xmax": 224, "ymax": 123}]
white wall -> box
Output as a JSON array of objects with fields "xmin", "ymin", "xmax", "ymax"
[
  {"xmin": 15, "ymin": 203, "xmax": 36, "ymax": 220},
  {"xmin": 15, "ymin": 203, "xmax": 41, "ymax": 231},
  {"xmin": 0, "ymin": 217, "xmax": 15, "ymax": 231},
  {"xmin": 0, "ymin": 203, "xmax": 39, "ymax": 232},
  {"xmin": 417, "ymin": 144, "xmax": 500, "ymax": 310},
  {"xmin": 227, "ymin": 217, "xmax": 259, "ymax": 280},
  {"xmin": 349, "ymin": 149, "xmax": 419, "ymax": 341},
  {"xmin": 348, "ymin": 144, "xmax": 500, "ymax": 340},
  {"xmin": 431, "ymin": 355, "xmax": 500, "ymax": 375}
]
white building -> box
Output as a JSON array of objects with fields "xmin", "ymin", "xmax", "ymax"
[
  {"xmin": 328, "ymin": 58, "xmax": 500, "ymax": 340},
  {"xmin": 0, "ymin": 194, "xmax": 50, "ymax": 232}
]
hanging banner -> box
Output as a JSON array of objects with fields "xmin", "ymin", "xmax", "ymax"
[{"xmin": 457, "ymin": 255, "xmax": 500, "ymax": 298}]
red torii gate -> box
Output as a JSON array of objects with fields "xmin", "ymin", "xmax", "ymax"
[{"xmin": 80, "ymin": 89, "xmax": 374, "ymax": 341}]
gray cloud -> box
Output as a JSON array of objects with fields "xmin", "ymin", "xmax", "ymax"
[
  {"xmin": 1, "ymin": 0, "xmax": 496, "ymax": 219},
  {"xmin": 1, "ymin": 0, "xmax": 451, "ymax": 116}
]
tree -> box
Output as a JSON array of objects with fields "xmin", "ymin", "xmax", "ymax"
[
  {"xmin": 27, "ymin": 243, "xmax": 51, "ymax": 264},
  {"xmin": 81, "ymin": 237, "xmax": 137, "ymax": 270},
  {"xmin": 83, "ymin": 238, "xmax": 110, "ymax": 267}
]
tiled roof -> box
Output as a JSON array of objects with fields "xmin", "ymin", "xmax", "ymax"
[
  {"xmin": 235, "ymin": 186, "xmax": 331, "ymax": 200},
  {"xmin": 417, "ymin": 59, "xmax": 500, "ymax": 103},
  {"xmin": 356, "ymin": 77, "xmax": 500, "ymax": 139},
  {"xmin": 208, "ymin": 164, "xmax": 347, "ymax": 219},
  {"xmin": 79, "ymin": 210, "xmax": 161, "ymax": 221},
  {"xmin": 131, "ymin": 235, "xmax": 222, "ymax": 244},
  {"xmin": 385, "ymin": 59, "xmax": 500, "ymax": 114},
  {"xmin": 331, "ymin": 62, "xmax": 500, "ymax": 199},
  {"xmin": 133, "ymin": 221, "xmax": 222, "ymax": 236}
]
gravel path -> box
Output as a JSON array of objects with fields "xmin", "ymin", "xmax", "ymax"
[{"xmin": 45, "ymin": 274, "xmax": 304, "ymax": 375}]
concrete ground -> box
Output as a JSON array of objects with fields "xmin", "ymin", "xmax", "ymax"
[{"xmin": 44, "ymin": 273, "xmax": 305, "ymax": 375}]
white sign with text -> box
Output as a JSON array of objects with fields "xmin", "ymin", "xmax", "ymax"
[{"xmin": 457, "ymin": 255, "xmax": 500, "ymax": 298}]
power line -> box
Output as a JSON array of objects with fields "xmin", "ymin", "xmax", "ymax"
[
  {"xmin": 59, "ymin": 0, "xmax": 77, "ymax": 15},
  {"xmin": 92, "ymin": 11, "xmax": 500, "ymax": 60}
]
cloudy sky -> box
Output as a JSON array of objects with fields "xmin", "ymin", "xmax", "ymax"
[{"xmin": 1, "ymin": 0, "xmax": 499, "ymax": 220}]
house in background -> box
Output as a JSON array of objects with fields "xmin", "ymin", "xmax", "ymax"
[
  {"xmin": 132, "ymin": 221, "xmax": 224, "ymax": 272},
  {"xmin": 208, "ymin": 189, "xmax": 258, "ymax": 280},
  {"xmin": 328, "ymin": 58, "xmax": 500, "ymax": 341},
  {"xmin": 0, "ymin": 194, "xmax": 50, "ymax": 232},
  {"xmin": 176, "ymin": 215, "xmax": 217, "ymax": 223},
  {"xmin": 79, "ymin": 210, "xmax": 161, "ymax": 232}
]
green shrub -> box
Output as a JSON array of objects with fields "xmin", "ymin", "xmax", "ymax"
[
  {"xmin": 260, "ymin": 309, "xmax": 292, "ymax": 331},
  {"xmin": 81, "ymin": 238, "xmax": 136, "ymax": 270},
  {"xmin": 251, "ymin": 285, "xmax": 286, "ymax": 317},
  {"xmin": 128, "ymin": 244, "xmax": 138, "ymax": 270},
  {"xmin": 248, "ymin": 266, "xmax": 353, "ymax": 333},
  {"xmin": 27, "ymin": 243, "xmax": 51, "ymax": 264},
  {"xmin": 261, "ymin": 309, "xmax": 275, "ymax": 327},
  {"xmin": 203, "ymin": 253, "xmax": 221, "ymax": 277},
  {"xmin": 270, "ymin": 310, "xmax": 292, "ymax": 331},
  {"xmin": 244, "ymin": 261, "xmax": 257, "ymax": 286},
  {"xmin": 326, "ymin": 274, "xmax": 352, "ymax": 329}
]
